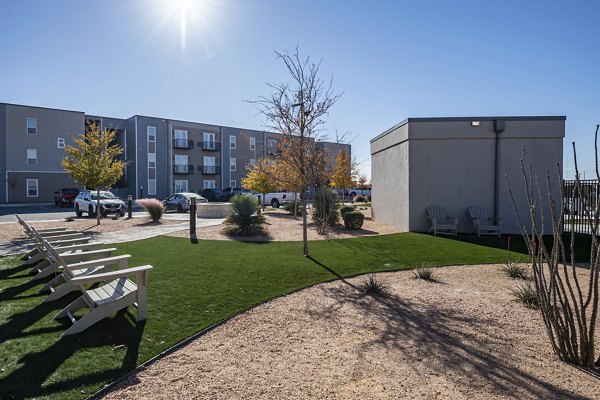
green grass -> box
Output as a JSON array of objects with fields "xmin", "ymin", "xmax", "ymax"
[{"xmin": 0, "ymin": 233, "xmax": 527, "ymax": 399}]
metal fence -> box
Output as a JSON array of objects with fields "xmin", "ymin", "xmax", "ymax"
[{"xmin": 562, "ymin": 179, "xmax": 600, "ymax": 235}]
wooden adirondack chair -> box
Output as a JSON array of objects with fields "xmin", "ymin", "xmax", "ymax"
[
  {"xmin": 469, "ymin": 207, "xmax": 502, "ymax": 237},
  {"xmin": 18, "ymin": 220, "xmax": 87, "ymax": 266},
  {"xmin": 39, "ymin": 240, "xmax": 127, "ymax": 303},
  {"xmin": 426, "ymin": 206, "xmax": 458, "ymax": 236},
  {"xmin": 54, "ymin": 263, "xmax": 153, "ymax": 337}
]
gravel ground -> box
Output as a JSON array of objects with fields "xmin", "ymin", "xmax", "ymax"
[{"xmin": 101, "ymin": 264, "xmax": 600, "ymax": 400}]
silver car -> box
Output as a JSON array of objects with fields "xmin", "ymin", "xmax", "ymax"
[{"xmin": 162, "ymin": 192, "xmax": 207, "ymax": 212}]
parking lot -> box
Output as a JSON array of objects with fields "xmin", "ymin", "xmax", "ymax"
[{"xmin": 0, "ymin": 203, "xmax": 148, "ymax": 223}]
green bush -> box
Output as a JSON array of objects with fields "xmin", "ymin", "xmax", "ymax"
[
  {"xmin": 339, "ymin": 205, "xmax": 356, "ymax": 219},
  {"xmin": 312, "ymin": 187, "xmax": 341, "ymax": 235},
  {"xmin": 283, "ymin": 200, "xmax": 304, "ymax": 216},
  {"xmin": 223, "ymin": 195, "xmax": 267, "ymax": 236},
  {"xmin": 343, "ymin": 211, "xmax": 364, "ymax": 229},
  {"xmin": 353, "ymin": 195, "xmax": 368, "ymax": 203}
]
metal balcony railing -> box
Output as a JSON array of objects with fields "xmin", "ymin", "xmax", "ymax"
[
  {"xmin": 173, "ymin": 139, "xmax": 194, "ymax": 149},
  {"xmin": 198, "ymin": 165, "xmax": 220, "ymax": 175},
  {"xmin": 173, "ymin": 164, "xmax": 194, "ymax": 174},
  {"xmin": 200, "ymin": 141, "xmax": 220, "ymax": 151}
]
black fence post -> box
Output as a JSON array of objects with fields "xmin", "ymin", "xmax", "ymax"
[
  {"xmin": 127, "ymin": 195, "xmax": 132, "ymax": 219},
  {"xmin": 190, "ymin": 197, "xmax": 196, "ymax": 233}
]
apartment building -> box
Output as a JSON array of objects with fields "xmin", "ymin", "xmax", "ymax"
[{"xmin": 0, "ymin": 102, "xmax": 350, "ymax": 203}]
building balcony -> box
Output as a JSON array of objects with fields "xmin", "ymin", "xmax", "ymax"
[
  {"xmin": 173, "ymin": 164, "xmax": 194, "ymax": 174},
  {"xmin": 173, "ymin": 139, "xmax": 194, "ymax": 149},
  {"xmin": 198, "ymin": 165, "xmax": 220, "ymax": 175},
  {"xmin": 199, "ymin": 141, "xmax": 221, "ymax": 151}
]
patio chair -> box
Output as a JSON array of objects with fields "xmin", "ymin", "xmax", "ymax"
[
  {"xmin": 469, "ymin": 206, "xmax": 502, "ymax": 237},
  {"xmin": 39, "ymin": 240, "xmax": 127, "ymax": 302},
  {"xmin": 54, "ymin": 261, "xmax": 153, "ymax": 337},
  {"xmin": 30, "ymin": 241, "xmax": 106, "ymax": 280},
  {"xmin": 426, "ymin": 206, "xmax": 458, "ymax": 236}
]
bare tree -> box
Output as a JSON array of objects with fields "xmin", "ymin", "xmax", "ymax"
[
  {"xmin": 506, "ymin": 127, "xmax": 600, "ymax": 368},
  {"xmin": 252, "ymin": 47, "xmax": 341, "ymax": 256}
]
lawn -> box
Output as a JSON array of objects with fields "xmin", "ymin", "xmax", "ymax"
[{"xmin": 0, "ymin": 233, "xmax": 527, "ymax": 400}]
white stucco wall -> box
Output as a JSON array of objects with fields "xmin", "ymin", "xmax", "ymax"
[{"xmin": 370, "ymin": 117, "xmax": 565, "ymax": 236}]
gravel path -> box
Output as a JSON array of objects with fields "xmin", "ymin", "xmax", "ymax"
[{"xmin": 101, "ymin": 264, "xmax": 600, "ymax": 400}]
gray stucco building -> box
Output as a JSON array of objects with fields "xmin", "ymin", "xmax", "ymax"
[
  {"xmin": 1, "ymin": 102, "xmax": 350, "ymax": 203},
  {"xmin": 370, "ymin": 116, "xmax": 565, "ymax": 235}
]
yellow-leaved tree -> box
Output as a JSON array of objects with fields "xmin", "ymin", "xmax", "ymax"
[
  {"xmin": 242, "ymin": 159, "xmax": 277, "ymax": 210},
  {"xmin": 62, "ymin": 121, "xmax": 126, "ymax": 225},
  {"xmin": 329, "ymin": 149, "xmax": 355, "ymax": 202}
]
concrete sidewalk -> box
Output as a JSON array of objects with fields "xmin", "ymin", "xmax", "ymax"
[{"xmin": 0, "ymin": 218, "xmax": 224, "ymax": 256}]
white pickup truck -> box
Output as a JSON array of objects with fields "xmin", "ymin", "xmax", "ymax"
[
  {"xmin": 341, "ymin": 188, "xmax": 371, "ymax": 198},
  {"xmin": 251, "ymin": 191, "xmax": 299, "ymax": 208}
]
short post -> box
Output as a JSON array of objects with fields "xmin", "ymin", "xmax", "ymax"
[
  {"xmin": 127, "ymin": 195, "xmax": 133, "ymax": 219},
  {"xmin": 257, "ymin": 195, "xmax": 262, "ymax": 215},
  {"xmin": 190, "ymin": 197, "xmax": 196, "ymax": 233}
]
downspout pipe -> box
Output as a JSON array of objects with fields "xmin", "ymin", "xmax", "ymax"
[{"xmin": 493, "ymin": 119, "xmax": 505, "ymax": 221}]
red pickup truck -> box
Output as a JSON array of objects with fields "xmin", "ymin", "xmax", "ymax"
[{"xmin": 54, "ymin": 188, "xmax": 80, "ymax": 207}]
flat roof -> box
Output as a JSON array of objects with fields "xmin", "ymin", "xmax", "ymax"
[{"xmin": 371, "ymin": 116, "xmax": 567, "ymax": 143}]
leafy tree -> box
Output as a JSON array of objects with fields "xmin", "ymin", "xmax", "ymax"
[
  {"xmin": 330, "ymin": 149, "xmax": 356, "ymax": 202},
  {"xmin": 253, "ymin": 47, "xmax": 341, "ymax": 256},
  {"xmin": 242, "ymin": 159, "xmax": 277, "ymax": 210},
  {"xmin": 61, "ymin": 121, "xmax": 126, "ymax": 225},
  {"xmin": 357, "ymin": 174, "xmax": 369, "ymax": 189}
]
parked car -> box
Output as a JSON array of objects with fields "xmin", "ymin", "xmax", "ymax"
[
  {"xmin": 74, "ymin": 190, "xmax": 126, "ymax": 217},
  {"xmin": 162, "ymin": 192, "xmax": 208, "ymax": 213},
  {"xmin": 201, "ymin": 188, "xmax": 229, "ymax": 202},
  {"xmin": 251, "ymin": 191, "xmax": 299, "ymax": 208},
  {"xmin": 54, "ymin": 188, "xmax": 80, "ymax": 207},
  {"xmin": 221, "ymin": 187, "xmax": 252, "ymax": 200}
]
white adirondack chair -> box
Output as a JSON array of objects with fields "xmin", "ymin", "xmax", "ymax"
[
  {"xmin": 39, "ymin": 240, "xmax": 127, "ymax": 303},
  {"xmin": 426, "ymin": 206, "xmax": 458, "ymax": 236},
  {"xmin": 54, "ymin": 264, "xmax": 153, "ymax": 337},
  {"xmin": 18, "ymin": 221, "xmax": 87, "ymax": 266},
  {"xmin": 469, "ymin": 207, "xmax": 502, "ymax": 237}
]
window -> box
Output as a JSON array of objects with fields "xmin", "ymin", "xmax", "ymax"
[
  {"xmin": 230, "ymin": 157, "xmax": 236, "ymax": 171},
  {"xmin": 26, "ymin": 149, "xmax": 37, "ymax": 166},
  {"xmin": 250, "ymin": 159, "xmax": 255, "ymax": 165},
  {"xmin": 174, "ymin": 180, "xmax": 188, "ymax": 193},
  {"xmin": 203, "ymin": 156, "xmax": 216, "ymax": 174},
  {"xmin": 148, "ymin": 128, "xmax": 157, "ymax": 195},
  {"xmin": 250, "ymin": 137, "xmax": 256, "ymax": 150},
  {"xmin": 230, "ymin": 180, "xmax": 236, "ymax": 188},
  {"xmin": 27, "ymin": 118, "xmax": 37, "ymax": 135},
  {"xmin": 203, "ymin": 132, "xmax": 216, "ymax": 150},
  {"xmin": 230, "ymin": 135, "xmax": 236, "ymax": 149},
  {"xmin": 203, "ymin": 180, "xmax": 216, "ymax": 189},
  {"xmin": 147, "ymin": 126, "xmax": 156, "ymax": 141},
  {"xmin": 26, "ymin": 179, "xmax": 38, "ymax": 197},
  {"xmin": 57, "ymin": 138, "xmax": 66, "ymax": 149},
  {"xmin": 267, "ymin": 139, "xmax": 276, "ymax": 147},
  {"xmin": 174, "ymin": 129, "xmax": 188, "ymax": 140}
]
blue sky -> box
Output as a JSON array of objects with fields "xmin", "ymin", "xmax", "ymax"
[{"xmin": 1, "ymin": 0, "xmax": 599, "ymax": 180}]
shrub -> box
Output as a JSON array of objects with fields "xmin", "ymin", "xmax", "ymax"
[
  {"xmin": 353, "ymin": 195, "xmax": 368, "ymax": 203},
  {"xmin": 414, "ymin": 267, "xmax": 436, "ymax": 281},
  {"xmin": 136, "ymin": 198, "xmax": 165, "ymax": 222},
  {"xmin": 312, "ymin": 187, "xmax": 341, "ymax": 235},
  {"xmin": 223, "ymin": 195, "xmax": 267, "ymax": 237},
  {"xmin": 502, "ymin": 261, "xmax": 527, "ymax": 279},
  {"xmin": 64, "ymin": 216, "xmax": 76, "ymax": 222},
  {"xmin": 283, "ymin": 200, "xmax": 304, "ymax": 216},
  {"xmin": 512, "ymin": 283, "xmax": 539, "ymax": 309},
  {"xmin": 339, "ymin": 205, "xmax": 356, "ymax": 219},
  {"xmin": 343, "ymin": 211, "xmax": 364, "ymax": 229},
  {"xmin": 359, "ymin": 274, "xmax": 388, "ymax": 297}
]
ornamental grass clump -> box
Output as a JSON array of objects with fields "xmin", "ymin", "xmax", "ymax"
[
  {"xmin": 502, "ymin": 261, "xmax": 528, "ymax": 280},
  {"xmin": 136, "ymin": 198, "xmax": 165, "ymax": 222},
  {"xmin": 511, "ymin": 283, "xmax": 539, "ymax": 309},
  {"xmin": 223, "ymin": 195, "xmax": 267, "ymax": 237},
  {"xmin": 413, "ymin": 267, "xmax": 436, "ymax": 282},
  {"xmin": 359, "ymin": 274, "xmax": 389, "ymax": 297}
]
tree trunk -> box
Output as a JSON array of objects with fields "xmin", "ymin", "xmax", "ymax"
[
  {"xmin": 96, "ymin": 188, "xmax": 101, "ymax": 226},
  {"xmin": 302, "ymin": 189, "xmax": 309, "ymax": 256}
]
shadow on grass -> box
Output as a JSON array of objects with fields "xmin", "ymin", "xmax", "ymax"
[
  {"xmin": 314, "ymin": 279, "xmax": 595, "ymax": 399},
  {"xmin": 0, "ymin": 309, "xmax": 146, "ymax": 399}
]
